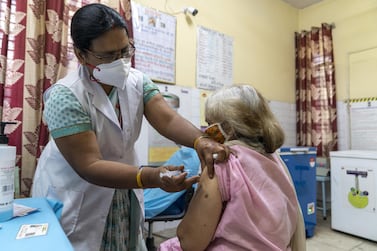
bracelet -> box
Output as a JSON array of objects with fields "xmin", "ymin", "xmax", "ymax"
[
  {"xmin": 136, "ymin": 167, "xmax": 144, "ymax": 188},
  {"xmin": 193, "ymin": 135, "xmax": 209, "ymax": 150}
]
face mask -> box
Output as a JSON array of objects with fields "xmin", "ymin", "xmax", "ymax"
[
  {"xmin": 204, "ymin": 123, "xmax": 229, "ymax": 144},
  {"xmin": 90, "ymin": 58, "xmax": 131, "ymax": 89}
]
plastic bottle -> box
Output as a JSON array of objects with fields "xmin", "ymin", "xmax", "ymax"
[{"xmin": 0, "ymin": 122, "xmax": 17, "ymax": 222}]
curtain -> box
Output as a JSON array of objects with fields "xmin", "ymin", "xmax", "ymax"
[
  {"xmin": 119, "ymin": 0, "xmax": 134, "ymax": 66},
  {"xmin": 0, "ymin": 0, "xmax": 132, "ymax": 197},
  {"xmin": 295, "ymin": 23, "xmax": 338, "ymax": 157}
]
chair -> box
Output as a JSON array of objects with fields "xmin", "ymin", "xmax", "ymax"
[
  {"xmin": 145, "ymin": 186, "xmax": 195, "ymax": 251},
  {"xmin": 143, "ymin": 147, "xmax": 199, "ymax": 251}
]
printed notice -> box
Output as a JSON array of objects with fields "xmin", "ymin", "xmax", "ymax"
[
  {"xmin": 196, "ymin": 26, "xmax": 233, "ymax": 90},
  {"xmin": 350, "ymin": 101, "xmax": 377, "ymax": 150},
  {"xmin": 132, "ymin": 2, "xmax": 176, "ymax": 84}
]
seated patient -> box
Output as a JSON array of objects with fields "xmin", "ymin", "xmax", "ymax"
[{"xmin": 159, "ymin": 85, "xmax": 306, "ymax": 251}]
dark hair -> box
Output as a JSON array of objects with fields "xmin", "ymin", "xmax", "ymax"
[{"xmin": 71, "ymin": 3, "xmax": 129, "ymax": 51}]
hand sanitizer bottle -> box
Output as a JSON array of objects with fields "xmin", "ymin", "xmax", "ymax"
[{"xmin": 0, "ymin": 122, "xmax": 17, "ymax": 222}]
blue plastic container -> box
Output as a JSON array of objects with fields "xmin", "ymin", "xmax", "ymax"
[{"xmin": 278, "ymin": 146, "xmax": 317, "ymax": 238}]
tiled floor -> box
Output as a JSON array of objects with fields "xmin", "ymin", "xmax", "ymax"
[
  {"xmin": 306, "ymin": 213, "xmax": 377, "ymax": 251},
  {"xmin": 149, "ymin": 212, "xmax": 377, "ymax": 250}
]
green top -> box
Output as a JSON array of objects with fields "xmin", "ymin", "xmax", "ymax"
[{"xmin": 44, "ymin": 74, "xmax": 159, "ymax": 138}]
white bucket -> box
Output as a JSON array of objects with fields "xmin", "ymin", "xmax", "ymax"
[{"xmin": 0, "ymin": 145, "xmax": 16, "ymax": 222}]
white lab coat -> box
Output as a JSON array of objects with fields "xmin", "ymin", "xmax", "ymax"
[{"xmin": 32, "ymin": 65, "xmax": 146, "ymax": 251}]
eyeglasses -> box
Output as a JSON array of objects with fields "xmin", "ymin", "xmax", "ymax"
[{"xmin": 85, "ymin": 43, "xmax": 135, "ymax": 62}]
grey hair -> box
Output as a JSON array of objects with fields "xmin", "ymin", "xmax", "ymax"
[{"xmin": 205, "ymin": 85, "xmax": 285, "ymax": 154}]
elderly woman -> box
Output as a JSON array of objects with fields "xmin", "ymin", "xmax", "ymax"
[{"xmin": 160, "ymin": 85, "xmax": 306, "ymax": 251}]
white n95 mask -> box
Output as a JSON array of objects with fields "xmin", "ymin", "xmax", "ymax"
[{"xmin": 91, "ymin": 58, "xmax": 131, "ymax": 89}]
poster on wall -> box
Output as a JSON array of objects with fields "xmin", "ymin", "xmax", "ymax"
[
  {"xmin": 147, "ymin": 84, "xmax": 200, "ymax": 164},
  {"xmin": 350, "ymin": 99, "xmax": 377, "ymax": 150},
  {"xmin": 131, "ymin": 2, "xmax": 176, "ymax": 84},
  {"xmin": 199, "ymin": 90, "xmax": 213, "ymax": 129},
  {"xmin": 196, "ymin": 26, "xmax": 233, "ymax": 90}
]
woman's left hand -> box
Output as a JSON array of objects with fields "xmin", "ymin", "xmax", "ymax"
[{"xmin": 194, "ymin": 137, "xmax": 230, "ymax": 178}]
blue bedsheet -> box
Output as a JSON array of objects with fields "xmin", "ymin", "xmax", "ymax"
[{"xmin": 144, "ymin": 147, "xmax": 200, "ymax": 218}]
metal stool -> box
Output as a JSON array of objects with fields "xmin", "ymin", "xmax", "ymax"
[{"xmin": 316, "ymin": 175, "xmax": 330, "ymax": 220}]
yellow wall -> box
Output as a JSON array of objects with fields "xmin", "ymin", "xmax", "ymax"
[
  {"xmin": 298, "ymin": 0, "xmax": 377, "ymax": 100},
  {"xmin": 132, "ymin": 0, "xmax": 377, "ymax": 102},
  {"xmin": 133, "ymin": 0, "xmax": 298, "ymax": 102}
]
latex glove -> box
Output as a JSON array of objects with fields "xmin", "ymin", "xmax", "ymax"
[{"xmin": 158, "ymin": 165, "xmax": 200, "ymax": 192}]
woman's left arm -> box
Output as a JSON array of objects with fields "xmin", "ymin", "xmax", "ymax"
[
  {"xmin": 144, "ymin": 93, "xmax": 202, "ymax": 147},
  {"xmin": 144, "ymin": 93, "xmax": 228, "ymax": 176},
  {"xmin": 176, "ymin": 167, "xmax": 223, "ymax": 251}
]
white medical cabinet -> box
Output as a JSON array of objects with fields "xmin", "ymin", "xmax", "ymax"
[{"xmin": 330, "ymin": 150, "xmax": 377, "ymax": 241}]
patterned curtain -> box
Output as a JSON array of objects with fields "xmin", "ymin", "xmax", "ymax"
[
  {"xmin": 119, "ymin": 0, "xmax": 134, "ymax": 67},
  {"xmin": 0, "ymin": 0, "xmax": 132, "ymax": 197},
  {"xmin": 295, "ymin": 23, "xmax": 338, "ymax": 157}
]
